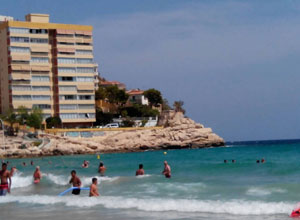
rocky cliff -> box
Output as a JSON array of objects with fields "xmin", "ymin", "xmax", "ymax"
[{"xmin": 0, "ymin": 112, "xmax": 225, "ymax": 158}]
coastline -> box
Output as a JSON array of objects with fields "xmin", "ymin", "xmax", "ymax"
[{"xmin": 0, "ymin": 112, "xmax": 225, "ymax": 158}]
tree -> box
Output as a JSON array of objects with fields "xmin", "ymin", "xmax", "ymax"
[
  {"xmin": 116, "ymin": 89, "xmax": 129, "ymax": 105},
  {"xmin": 143, "ymin": 89, "xmax": 163, "ymax": 107},
  {"xmin": 45, "ymin": 116, "xmax": 62, "ymax": 129},
  {"xmin": 27, "ymin": 107, "xmax": 43, "ymax": 129},
  {"xmin": 95, "ymin": 108, "xmax": 114, "ymax": 126},
  {"xmin": 162, "ymin": 98, "xmax": 171, "ymax": 111},
  {"xmin": 16, "ymin": 106, "xmax": 29, "ymax": 125},
  {"xmin": 95, "ymin": 87, "xmax": 106, "ymax": 100},
  {"xmin": 2, "ymin": 109, "xmax": 17, "ymax": 136},
  {"xmin": 173, "ymin": 100, "xmax": 186, "ymax": 114},
  {"xmin": 105, "ymin": 85, "xmax": 119, "ymax": 103}
]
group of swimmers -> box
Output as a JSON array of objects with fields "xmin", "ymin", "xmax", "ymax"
[
  {"xmin": 0, "ymin": 160, "xmax": 172, "ymax": 197},
  {"xmin": 224, "ymin": 158, "xmax": 266, "ymax": 163}
]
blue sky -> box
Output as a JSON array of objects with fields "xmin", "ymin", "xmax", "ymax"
[{"xmin": 2, "ymin": 0, "xmax": 300, "ymax": 141}]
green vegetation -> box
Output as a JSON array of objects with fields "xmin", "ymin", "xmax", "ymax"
[
  {"xmin": 96, "ymin": 85, "xmax": 129, "ymax": 105},
  {"xmin": 119, "ymin": 104, "xmax": 159, "ymax": 117},
  {"xmin": 173, "ymin": 100, "xmax": 186, "ymax": 114},
  {"xmin": 26, "ymin": 107, "xmax": 43, "ymax": 129},
  {"xmin": 45, "ymin": 116, "xmax": 62, "ymax": 129},
  {"xmin": 143, "ymin": 88, "xmax": 163, "ymax": 107},
  {"xmin": 95, "ymin": 108, "xmax": 114, "ymax": 126}
]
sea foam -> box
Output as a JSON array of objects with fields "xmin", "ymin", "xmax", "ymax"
[{"xmin": 0, "ymin": 195, "xmax": 293, "ymax": 215}]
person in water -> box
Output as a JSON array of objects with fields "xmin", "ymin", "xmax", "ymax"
[
  {"xmin": 261, "ymin": 158, "xmax": 265, "ymax": 163},
  {"xmin": 136, "ymin": 164, "xmax": 145, "ymax": 176},
  {"xmin": 162, "ymin": 161, "xmax": 171, "ymax": 178},
  {"xmin": 69, "ymin": 170, "xmax": 81, "ymax": 195},
  {"xmin": 10, "ymin": 166, "xmax": 17, "ymax": 177},
  {"xmin": 30, "ymin": 161, "xmax": 34, "ymax": 166},
  {"xmin": 0, "ymin": 163, "xmax": 11, "ymax": 196},
  {"xmin": 82, "ymin": 160, "xmax": 89, "ymax": 168},
  {"xmin": 98, "ymin": 162, "xmax": 106, "ymax": 176},
  {"xmin": 224, "ymin": 160, "xmax": 227, "ymax": 163},
  {"xmin": 33, "ymin": 166, "xmax": 42, "ymax": 183},
  {"xmin": 89, "ymin": 177, "xmax": 99, "ymax": 197}
]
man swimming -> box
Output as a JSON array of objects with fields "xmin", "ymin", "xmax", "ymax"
[
  {"xmin": 0, "ymin": 163, "xmax": 11, "ymax": 196},
  {"xmin": 98, "ymin": 162, "xmax": 106, "ymax": 176},
  {"xmin": 81, "ymin": 160, "xmax": 89, "ymax": 168},
  {"xmin": 136, "ymin": 164, "xmax": 145, "ymax": 176},
  {"xmin": 89, "ymin": 178, "xmax": 99, "ymax": 197},
  {"xmin": 162, "ymin": 161, "xmax": 171, "ymax": 178},
  {"xmin": 69, "ymin": 170, "xmax": 81, "ymax": 195},
  {"xmin": 33, "ymin": 166, "xmax": 42, "ymax": 183}
]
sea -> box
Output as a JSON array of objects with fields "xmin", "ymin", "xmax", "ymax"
[{"xmin": 1, "ymin": 141, "xmax": 300, "ymax": 220}]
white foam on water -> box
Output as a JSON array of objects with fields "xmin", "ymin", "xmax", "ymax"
[
  {"xmin": 0, "ymin": 195, "xmax": 292, "ymax": 215},
  {"xmin": 44, "ymin": 173, "xmax": 119, "ymax": 186},
  {"xmin": 11, "ymin": 173, "xmax": 33, "ymax": 189},
  {"xmin": 246, "ymin": 187, "xmax": 287, "ymax": 196},
  {"xmin": 45, "ymin": 173, "xmax": 69, "ymax": 186},
  {"xmin": 136, "ymin": 174, "xmax": 152, "ymax": 178}
]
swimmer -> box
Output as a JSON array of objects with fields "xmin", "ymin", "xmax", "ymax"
[
  {"xmin": 30, "ymin": 161, "xmax": 34, "ymax": 166},
  {"xmin": 23, "ymin": 162, "xmax": 26, "ymax": 166},
  {"xmin": 0, "ymin": 163, "xmax": 11, "ymax": 196},
  {"xmin": 224, "ymin": 160, "xmax": 227, "ymax": 163},
  {"xmin": 98, "ymin": 162, "xmax": 106, "ymax": 176},
  {"xmin": 33, "ymin": 166, "xmax": 42, "ymax": 183},
  {"xmin": 69, "ymin": 170, "xmax": 81, "ymax": 195},
  {"xmin": 136, "ymin": 164, "xmax": 145, "ymax": 176},
  {"xmin": 10, "ymin": 166, "xmax": 17, "ymax": 177},
  {"xmin": 261, "ymin": 158, "xmax": 265, "ymax": 163},
  {"xmin": 232, "ymin": 159, "xmax": 236, "ymax": 163},
  {"xmin": 162, "ymin": 161, "xmax": 171, "ymax": 178},
  {"xmin": 81, "ymin": 160, "xmax": 89, "ymax": 168},
  {"xmin": 256, "ymin": 160, "xmax": 260, "ymax": 163},
  {"xmin": 89, "ymin": 177, "xmax": 99, "ymax": 197}
]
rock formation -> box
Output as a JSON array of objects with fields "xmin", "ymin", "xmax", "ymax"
[{"xmin": 0, "ymin": 112, "xmax": 225, "ymax": 158}]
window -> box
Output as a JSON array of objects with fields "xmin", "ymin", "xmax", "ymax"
[
  {"xmin": 57, "ymin": 42, "xmax": 74, "ymax": 45},
  {"xmin": 9, "ymin": 27, "xmax": 29, "ymax": 34},
  {"xmin": 10, "ymin": 37, "xmax": 29, "ymax": 43},
  {"xmin": 78, "ymin": 113, "xmax": 95, "ymax": 119},
  {"xmin": 59, "ymin": 95, "xmax": 77, "ymax": 100},
  {"xmin": 77, "ymin": 77, "xmax": 94, "ymax": 82},
  {"xmin": 58, "ymin": 67, "xmax": 76, "ymax": 73},
  {"xmin": 10, "ymin": 46, "xmax": 30, "ymax": 53},
  {"xmin": 77, "ymin": 67, "xmax": 94, "ymax": 73},
  {"xmin": 78, "ymin": 95, "xmax": 94, "ymax": 100},
  {"xmin": 33, "ymin": 104, "xmax": 51, "ymax": 109},
  {"xmin": 58, "ymin": 58, "xmax": 76, "ymax": 64},
  {"xmin": 31, "ymin": 52, "xmax": 48, "ymax": 56},
  {"xmin": 76, "ymin": 50, "xmax": 93, "ymax": 55},
  {"xmin": 11, "ymin": 85, "xmax": 31, "ymax": 91},
  {"xmin": 59, "ymin": 76, "xmax": 76, "ymax": 82},
  {"xmin": 57, "ymin": 34, "xmax": 74, "ymax": 38},
  {"xmin": 29, "ymin": 29, "xmax": 48, "ymax": 34},
  {"xmin": 60, "ymin": 113, "xmax": 78, "ymax": 119},
  {"xmin": 32, "ymin": 76, "xmax": 50, "ymax": 82},
  {"xmin": 30, "ymin": 38, "xmax": 48, "ymax": 44},
  {"xmin": 11, "ymin": 60, "xmax": 30, "ymax": 64},
  {"xmin": 42, "ymin": 114, "xmax": 51, "ymax": 120},
  {"xmin": 32, "ymin": 86, "xmax": 50, "ymax": 91},
  {"xmin": 31, "ymin": 57, "xmax": 49, "ymax": 63},
  {"xmin": 13, "ymin": 95, "xmax": 31, "ymax": 100},
  {"xmin": 77, "ymin": 58, "xmax": 93, "ymax": 64},
  {"xmin": 60, "ymin": 104, "xmax": 77, "ymax": 110},
  {"xmin": 32, "ymin": 95, "xmax": 51, "ymax": 100},
  {"xmin": 59, "ymin": 86, "xmax": 77, "ymax": 91},
  {"xmin": 78, "ymin": 104, "xmax": 95, "ymax": 109},
  {"xmin": 76, "ymin": 42, "xmax": 92, "ymax": 46}
]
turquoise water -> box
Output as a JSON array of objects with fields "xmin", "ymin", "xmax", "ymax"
[{"xmin": 1, "ymin": 143, "xmax": 300, "ymax": 220}]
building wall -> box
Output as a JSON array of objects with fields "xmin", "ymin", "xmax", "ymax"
[
  {"xmin": 0, "ymin": 27, "xmax": 9, "ymax": 114},
  {"xmin": 0, "ymin": 14, "xmax": 97, "ymax": 127}
]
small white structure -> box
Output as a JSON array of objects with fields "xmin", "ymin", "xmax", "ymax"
[
  {"xmin": 127, "ymin": 89, "xmax": 149, "ymax": 105},
  {"xmin": 0, "ymin": 15, "xmax": 14, "ymax": 22}
]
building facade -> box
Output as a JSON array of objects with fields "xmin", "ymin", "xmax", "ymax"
[{"xmin": 0, "ymin": 14, "xmax": 97, "ymax": 127}]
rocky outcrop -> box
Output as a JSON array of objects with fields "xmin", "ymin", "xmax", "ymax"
[{"xmin": 0, "ymin": 112, "xmax": 225, "ymax": 158}]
